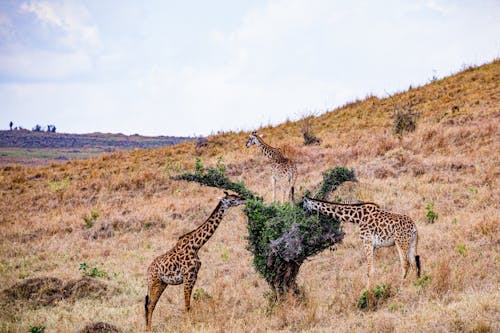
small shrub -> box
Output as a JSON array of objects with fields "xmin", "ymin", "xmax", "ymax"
[
  {"xmin": 79, "ymin": 262, "xmax": 108, "ymax": 278},
  {"xmin": 48, "ymin": 178, "xmax": 69, "ymax": 193},
  {"xmin": 300, "ymin": 114, "xmax": 322, "ymax": 145},
  {"xmin": 194, "ymin": 157, "xmax": 205, "ymax": 175},
  {"xmin": 32, "ymin": 124, "xmax": 43, "ymax": 132},
  {"xmin": 357, "ymin": 284, "xmax": 392, "ymax": 310},
  {"xmin": 29, "ymin": 325, "xmax": 45, "ymax": 333},
  {"xmin": 83, "ymin": 210, "xmax": 99, "ymax": 229},
  {"xmin": 425, "ymin": 201, "xmax": 438, "ymax": 224},
  {"xmin": 392, "ymin": 102, "xmax": 418, "ymax": 136},
  {"xmin": 192, "ymin": 288, "xmax": 211, "ymax": 302}
]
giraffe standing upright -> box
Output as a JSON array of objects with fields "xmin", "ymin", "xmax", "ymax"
[
  {"xmin": 246, "ymin": 131, "xmax": 297, "ymax": 203},
  {"xmin": 303, "ymin": 197, "xmax": 421, "ymax": 288},
  {"xmin": 145, "ymin": 192, "xmax": 246, "ymax": 331}
]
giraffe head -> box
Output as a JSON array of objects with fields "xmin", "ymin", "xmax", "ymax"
[
  {"xmin": 246, "ymin": 131, "xmax": 261, "ymax": 148},
  {"xmin": 302, "ymin": 196, "xmax": 319, "ymax": 212},
  {"xmin": 220, "ymin": 191, "xmax": 246, "ymax": 209}
]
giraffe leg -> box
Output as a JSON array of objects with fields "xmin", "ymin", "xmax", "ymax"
[
  {"xmin": 271, "ymin": 175, "xmax": 277, "ymax": 202},
  {"xmin": 363, "ymin": 241, "xmax": 375, "ymax": 289},
  {"xmin": 396, "ymin": 242, "xmax": 410, "ymax": 280},
  {"xmin": 145, "ymin": 279, "xmax": 167, "ymax": 331},
  {"xmin": 182, "ymin": 262, "xmax": 200, "ymax": 322}
]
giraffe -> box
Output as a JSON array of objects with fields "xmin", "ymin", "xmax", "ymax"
[
  {"xmin": 303, "ymin": 196, "xmax": 421, "ymax": 288},
  {"xmin": 245, "ymin": 131, "xmax": 297, "ymax": 203},
  {"xmin": 145, "ymin": 192, "xmax": 246, "ymax": 331}
]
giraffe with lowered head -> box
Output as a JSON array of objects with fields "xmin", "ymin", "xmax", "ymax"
[
  {"xmin": 145, "ymin": 191, "xmax": 246, "ymax": 331},
  {"xmin": 245, "ymin": 131, "xmax": 297, "ymax": 203},
  {"xmin": 303, "ymin": 196, "xmax": 421, "ymax": 288}
]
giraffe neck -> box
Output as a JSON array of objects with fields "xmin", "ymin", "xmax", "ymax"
[
  {"xmin": 305, "ymin": 198, "xmax": 379, "ymax": 224},
  {"xmin": 254, "ymin": 137, "xmax": 284, "ymax": 163},
  {"xmin": 185, "ymin": 202, "xmax": 227, "ymax": 250}
]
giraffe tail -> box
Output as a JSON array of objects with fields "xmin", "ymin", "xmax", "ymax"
[
  {"xmin": 415, "ymin": 255, "xmax": 421, "ymax": 278},
  {"xmin": 409, "ymin": 226, "xmax": 421, "ymax": 277},
  {"xmin": 291, "ymin": 186, "xmax": 295, "ymax": 203},
  {"xmin": 145, "ymin": 294, "xmax": 150, "ymax": 325}
]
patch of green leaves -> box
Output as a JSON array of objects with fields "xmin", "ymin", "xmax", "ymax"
[
  {"xmin": 425, "ymin": 201, "xmax": 438, "ymax": 224},
  {"xmin": 358, "ymin": 284, "xmax": 392, "ymax": 310},
  {"xmin": 29, "ymin": 325, "xmax": 45, "ymax": 333},
  {"xmin": 172, "ymin": 159, "xmax": 259, "ymax": 200},
  {"xmin": 456, "ymin": 243, "xmax": 468, "ymax": 256},
  {"xmin": 79, "ymin": 262, "xmax": 108, "ymax": 278},
  {"xmin": 314, "ymin": 167, "xmax": 356, "ymax": 200},
  {"xmin": 193, "ymin": 288, "xmax": 211, "ymax": 302},
  {"xmin": 413, "ymin": 274, "xmax": 430, "ymax": 288}
]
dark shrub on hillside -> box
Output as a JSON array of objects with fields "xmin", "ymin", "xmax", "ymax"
[
  {"xmin": 392, "ymin": 102, "xmax": 418, "ymax": 136},
  {"xmin": 300, "ymin": 114, "xmax": 322, "ymax": 145}
]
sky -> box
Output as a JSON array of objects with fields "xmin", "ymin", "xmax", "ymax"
[{"xmin": 1, "ymin": 1, "xmax": 499, "ymax": 136}]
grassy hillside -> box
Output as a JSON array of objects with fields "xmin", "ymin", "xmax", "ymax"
[
  {"xmin": 0, "ymin": 131, "xmax": 193, "ymax": 166},
  {"xmin": 0, "ymin": 60, "xmax": 498, "ymax": 332}
]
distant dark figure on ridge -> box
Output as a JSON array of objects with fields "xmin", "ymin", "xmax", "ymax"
[{"xmin": 9, "ymin": 121, "xmax": 13, "ymax": 130}]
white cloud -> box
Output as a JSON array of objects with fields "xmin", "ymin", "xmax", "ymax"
[
  {"xmin": 0, "ymin": 49, "xmax": 92, "ymax": 80},
  {"xmin": 20, "ymin": 0, "xmax": 99, "ymax": 49},
  {"xmin": 20, "ymin": 1, "xmax": 62, "ymax": 27}
]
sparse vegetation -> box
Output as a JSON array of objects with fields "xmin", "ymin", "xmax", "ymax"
[
  {"xmin": 82, "ymin": 210, "xmax": 99, "ymax": 229},
  {"xmin": 29, "ymin": 325, "xmax": 46, "ymax": 333},
  {"xmin": 414, "ymin": 274, "xmax": 431, "ymax": 288},
  {"xmin": 357, "ymin": 284, "xmax": 392, "ymax": 310},
  {"xmin": 79, "ymin": 263, "xmax": 108, "ymax": 278},
  {"xmin": 192, "ymin": 288, "xmax": 211, "ymax": 302},
  {"xmin": 425, "ymin": 201, "xmax": 438, "ymax": 224}
]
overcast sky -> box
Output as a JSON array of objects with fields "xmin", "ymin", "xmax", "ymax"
[{"xmin": 1, "ymin": 1, "xmax": 499, "ymax": 136}]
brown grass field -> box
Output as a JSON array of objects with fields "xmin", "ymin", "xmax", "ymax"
[{"xmin": 0, "ymin": 60, "xmax": 499, "ymax": 332}]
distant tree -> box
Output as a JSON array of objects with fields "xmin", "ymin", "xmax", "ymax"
[
  {"xmin": 46, "ymin": 125, "xmax": 56, "ymax": 133},
  {"xmin": 9, "ymin": 121, "xmax": 13, "ymax": 130},
  {"xmin": 52, "ymin": 125, "xmax": 56, "ymax": 133},
  {"xmin": 32, "ymin": 124, "xmax": 43, "ymax": 132}
]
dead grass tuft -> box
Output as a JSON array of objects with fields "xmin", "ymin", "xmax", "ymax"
[
  {"xmin": 78, "ymin": 322, "xmax": 122, "ymax": 333},
  {"xmin": 1, "ymin": 277, "xmax": 64, "ymax": 307},
  {"xmin": 431, "ymin": 259, "xmax": 451, "ymax": 297},
  {"xmin": 0, "ymin": 277, "xmax": 117, "ymax": 309}
]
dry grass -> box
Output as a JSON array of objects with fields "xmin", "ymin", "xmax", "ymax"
[{"xmin": 0, "ymin": 60, "xmax": 499, "ymax": 332}]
